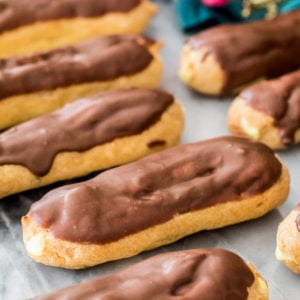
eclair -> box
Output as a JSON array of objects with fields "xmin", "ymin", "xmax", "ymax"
[
  {"xmin": 0, "ymin": 0, "xmax": 157, "ymax": 58},
  {"xmin": 22, "ymin": 136, "xmax": 289, "ymax": 269},
  {"xmin": 0, "ymin": 88, "xmax": 184, "ymax": 199},
  {"xmin": 0, "ymin": 34, "xmax": 162, "ymax": 130},
  {"xmin": 228, "ymin": 70, "xmax": 300, "ymax": 149},
  {"xmin": 179, "ymin": 10, "xmax": 300, "ymax": 96},
  {"xmin": 276, "ymin": 204, "xmax": 300, "ymax": 274},
  {"xmin": 32, "ymin": 249, "xmax": 268, "ymax": 300}
]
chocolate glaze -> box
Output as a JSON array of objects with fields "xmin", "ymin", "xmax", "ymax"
[
  {"xmin": 34, "ymin": 249, "xmax": 254, "ymax": 300},
  {"xmin": 0, "ymin": 88, "xmax": 173, "ymax": 176},
  {"xmin": 28, "ymin": 136, "xmax": 282, "ymax": 243},
  {"xmin": 147, "ymin": 139, "xmax": 166, "ymax": 148},
  {"xmin": 241, "ymin": 70, "xmax": 300, "ymax": 146},
  {"xmin": 0, "ymin": 0, "xmax": 141, "ymax": 34},
  {"xmin": 188, "ymin": 10, "xmax": 300, "ymax": 94},
  {"xmin": 0, "ymin": 34, "xmax": 153, "ymax": 99}
]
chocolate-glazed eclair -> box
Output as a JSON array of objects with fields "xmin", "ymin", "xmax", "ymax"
[
  {"xmin": 32, "ymin": 249, "xmax": 269, "ymax": 300},
  {"xmin": 22, "ymin": 136, "xmax": 289, "ymax": 269},
  {"xmin": 228, "ymin": 70, "xmax": 300, "ymax": 149},
  {"xmin": 0, "ymin": 0, "xmax": 157, "ymax": 58},
  {"xmin": 0, "ymin": 88, "xmax": 184, "ymax": 199},
  {"xmin": 179, "ymin": 10, "xmax": 300, "ymax": 96},
  {"xmin": 276, "ymin": 204, "xmax": 300, "ymax": 274},
  {"xmin": 0, "ymin": 34, "xmax": 162, "ymax": 130}
]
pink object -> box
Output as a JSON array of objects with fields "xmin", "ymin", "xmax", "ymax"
[{"xmin": 202, "ymin": 0, "xmax": 229, "ymax": 7}]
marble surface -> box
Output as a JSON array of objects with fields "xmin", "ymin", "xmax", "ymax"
[{"xmin": 1, "ymin": 1, "xmax": 300, "ymax": 299}]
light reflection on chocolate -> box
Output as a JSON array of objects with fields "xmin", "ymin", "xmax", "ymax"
[
  {"xmin": 0, "ymin": 34, "xmax": 154, "ymax": 99},
  {"xmin": 241, "ymin": 70, "xmax": 300, "ymax": 146},
  {"xmin": 188, "ymin": 11, "xmax": 300, "ymax": 94},
  {"xmin": 0, "ymin": 89, "xmax": 173, "ymax": 176},
  {"xmin": 0, "ymin": 0, "xmax": 141, "ymax": 33},
  {"xmin": 28, "ymin": 136, "xmax": 282, "ymax": 243},
  {"xmin": 33, "ymin": 249, "xmax": 254, "ymax": 300}
]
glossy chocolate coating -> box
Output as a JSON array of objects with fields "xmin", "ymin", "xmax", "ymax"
[
  {"xmin": 188, "ymin": 10, "xmax": 300, "ymax": 94},
  {"xmin": 0, "ymin": 0, "xmax": 141, "ymax": 34},
  {"xmin": 241, "ymin": 70, "xmax": 300, "ymax": 146},
  {"xmin": 0, "ymin": 88, "xmax": 173, "ymax": 176},
  {"xmin": 28, "ymin": 136, "xmax": 282, "ymax": 243},
  {"xmin": 33, "ymin": 249, "xmax": 254, "ymax": 300},
  {"xmin": 0, "ymin": 34, "xmax": 153, "ymax": 99}
]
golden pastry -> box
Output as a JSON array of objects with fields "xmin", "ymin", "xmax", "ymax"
[
  {"xmin": 22, "ymin": 136, "xmax": 289, "ymax": 269},
  {"xmin": 0, "ymin": 34, "xmax": 162, "ymax": 130},
  {"xmin": 0, "ymin": 88, "xmax": 184, "ymax": 199},
  {"xmin": 0, "ymin": 0, "xmax": 157, "ymax": 58}
]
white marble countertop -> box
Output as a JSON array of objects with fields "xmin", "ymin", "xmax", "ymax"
[{"xmin": 1, "ymin": 1, "xmax": 299, "ymax": 299}]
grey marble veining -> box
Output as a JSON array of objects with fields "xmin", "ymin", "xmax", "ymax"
[{"xmin": 1, "ymin": 1, "xmax": 300, "ymax": 299}]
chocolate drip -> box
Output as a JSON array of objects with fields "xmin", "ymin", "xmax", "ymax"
[
  {"xmin": 0, "ymin": 0, "xmax": 141, "ymax": 34},
  {"xmin": 188, "ymin": 10, "xmax": 300, "ymax": 94},
  {"xmin": 0, "ymin": 89, "xmax": 173, "ymax": 176},
  {"xmin": 28, "ymin": 136, "xmax": 282, "ymax": 243},
  {"xmin": 0, "ymin": 35, "xmax": 153, "ymax": 100},
  {"xmin": 241, "ymin": 70, "xmax": 300, "ymax": 146},
  {"xmin": 34, "ymin": 249, "xmax": 254, "ymax": 300},
  {"xmin": 147, "ymin": 139, "xmax": 166, "ymax": 148}
]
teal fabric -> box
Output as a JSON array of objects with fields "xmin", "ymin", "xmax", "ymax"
[
  {"xmin": 174, "ymin": 0, "xmax": 300, "ymax": 32},
  {"xmin": 174, "ymin": 0, "xmax": 242, "ymax": 32},
  {"xmin": 280, "ymin": 1, "xmax": 300, "ymax": 12}
]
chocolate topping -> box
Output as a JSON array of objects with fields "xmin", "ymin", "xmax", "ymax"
[
  {"xmin": 0, "ymin": 34, "xmax": 153, "ymax": 99},
  {"xmin": 0, "ymin": 0, "xmax": 141, "ymax": 34},
  {"xmin": 0, "ymin": 89, "xmax": 173, "ymax": 176},
  {"xmin": 28, "ymin": 136, "xmax": 282, "ymax": 243},
  {"xmin": 241, "ymin": 70, "xmax": 300, "ymax": 146},
  {"xmin": 147, "ymin": 139, "xmax": 166, "ymax": 148},
  {"xmin": 33, "ymin": 249, "xmax": 254, "ymax": 300},
  {"xmin": 188, "ymin": 10, "xmax": 300, "ymax": 94}
]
